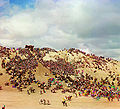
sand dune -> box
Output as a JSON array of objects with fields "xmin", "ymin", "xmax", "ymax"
[{"xmin": 0, "ymin": 46, "xmax": 120, "ymax": 109}]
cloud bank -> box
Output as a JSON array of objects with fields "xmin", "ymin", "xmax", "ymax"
[{"xmin": 0, "ymin": 0, "xmax": 120, "ymax": 60}]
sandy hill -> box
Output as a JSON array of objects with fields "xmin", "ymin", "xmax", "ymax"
[
  {"xmin": 42, "ymin": 49, "xmax": 120, "ymax": 86},
  {"xmin": 0, "ymin": 46, "xmax": 120, "ymax": 88},
  {"xmin": 0, "ymin": 45, "xmax": 120, "ymax": 109}
]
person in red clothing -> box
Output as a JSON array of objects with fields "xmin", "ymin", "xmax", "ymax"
[{"xmin": 2, "ymin": 104, "xmax": 5, "ymax": 109}]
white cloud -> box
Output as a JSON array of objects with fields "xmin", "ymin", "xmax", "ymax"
[
  {"xmin": 0, "ymin": 0, "xmax": 120, "ymax": 60},
  {"xmin": 0, "ymin": 10, "xmax": 48, "ymax": 39}
]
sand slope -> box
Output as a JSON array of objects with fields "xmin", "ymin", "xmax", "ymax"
[{"xmin": 0, "ymin": 47, "xmax": 120, "ymax": 109}]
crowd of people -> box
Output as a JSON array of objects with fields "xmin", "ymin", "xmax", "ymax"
[
  {"xmin": 37, "ymin": 48, "xmax": 120, "ymax": 102},
  {"xmin": 67, "ymin": 48, "xmax": 118, "ymax": 72},
  {"xmin": 0, "ymin": 46, "xmax": 11, "ymax": 57},
  {"xmin": 0, "ymin": 45, "xmax": 120, "ymax": 108},
  {"xmin": 1, "ymin": 47, "xmax": 38, "ymax": 91},
  {"xmin": 61, "ymin": 72, "xmax": 120, "ymax": 102}
]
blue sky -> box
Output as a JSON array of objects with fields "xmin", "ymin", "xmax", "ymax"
[
  {"xmin": 9, "ymin": 0, "xmax": 35, "ymax": 8},
  {"xmin": 0, "ymin": 0, "xmax": 120, "ymax": 60}
]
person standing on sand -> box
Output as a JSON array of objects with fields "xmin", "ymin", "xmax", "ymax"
[
  {"xmin": 62, "ymin": 100, "xmax": 67, "ymax": 107},
  {"xmin": 47, "ymin": 100, "xmax": 50, "ymax": 105}
]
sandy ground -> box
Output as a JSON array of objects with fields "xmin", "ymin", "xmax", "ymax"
[{"xmin": 0, "ymin": 88, "xmax": 120, "ymax": 109}]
